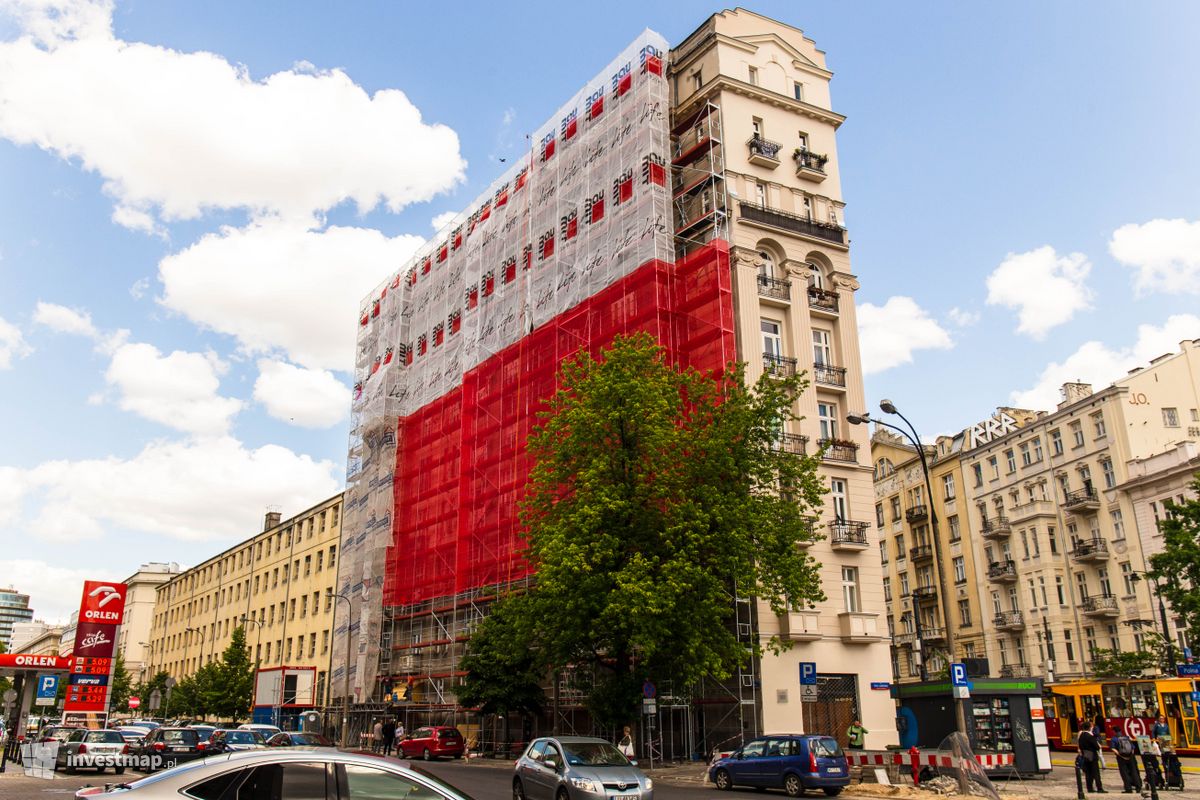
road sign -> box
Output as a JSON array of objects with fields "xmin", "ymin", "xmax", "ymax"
[
  {"xmin": 35, "ymin": 674, "xmax": 59, "ymax": 707},
  {"xmin": 148, "ymin": 689, "xmax": 162, "ymax": 710},
  {"xmin": 950, "ymin": 663, "xmax": 967, "ymax": 687},
  {"xmin": 1176, "ymin": 664, "xmax": 1200, "ymax": 677},
  {"xmin": 642, "ymin": 698, "xmax": 657, "ymax": 714},
  {"xmin": 801, "ymin": 684, "xmax": 819, "ymax": 701},
  {"xmin": 799, "ymin": 662, "xmax": 817, "ymax": 685},
  {"xmin": 128, "ymin": 696, "xmax": 141, "ymax": 709},
  {"xmin": 953, "ymin": 685, "xmax": 971, "ymax": 699},
  {"xmin": 870, "ymin": 682, "xmax": 891, "ymax": 691},
  {"xmin": 642, "ymin": 680, "xmax": 656, "ymax": 699}
]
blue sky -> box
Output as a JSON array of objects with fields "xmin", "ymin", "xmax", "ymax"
[{"xmin": 2, "ymin": 0, "xmax": 1198, "ymax": 622}]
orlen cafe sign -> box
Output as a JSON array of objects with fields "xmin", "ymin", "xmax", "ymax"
[{"xmin": 64, "ymin": 580, "xmax": 128, "ymax": 714}]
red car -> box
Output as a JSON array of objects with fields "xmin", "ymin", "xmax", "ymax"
[{"xmin": 398, "ymin": 726, "xmax": 465, "ymax": 760}]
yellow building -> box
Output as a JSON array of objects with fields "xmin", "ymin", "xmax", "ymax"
[{"xmin": 147, "ymin": 493, "xmax": 343, "ymax": 706}]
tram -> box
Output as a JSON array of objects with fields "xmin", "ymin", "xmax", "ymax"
[{"xmin": 1044, "ymin": 677, "xmax": 1200, "ymax": 755}]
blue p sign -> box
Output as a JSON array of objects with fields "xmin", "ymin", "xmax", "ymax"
[
  {"xmin": 36, "ymin": 674, "xmax": 59, "ymax": 702},
  {"xmin": 799, "ymin": 662, "xmax": 817, "ymax": 685},
  {"xmin": 950, "ymin": 663, "xmax": 967, "ymax": 687}
]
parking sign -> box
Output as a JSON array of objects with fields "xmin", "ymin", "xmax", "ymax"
[
  {"xmin": 950, "ymin": 663, "xmax": 967, "ymax": 687},
  {"xmin": 35, "ymin": 674, "xmax": 59, "ymax": 707},
  {"xmin": 799, "ymin": 662, "xmax": 817, "ymax": 685}
]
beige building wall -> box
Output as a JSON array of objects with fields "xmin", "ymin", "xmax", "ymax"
[
  {"xmin": 19, "ymin": 626, "xmax": 64, "ymax": 657},
  {"xmin": 147, "ymin": 493, "xmax": 343, "ymax": 705},
  {"xmin": 117, "ymin": 563, "xmax": 181, "ymax": 682},
  {"xmin": 672, "ymin": 9, "xmax": 894, "ymax": 745}
]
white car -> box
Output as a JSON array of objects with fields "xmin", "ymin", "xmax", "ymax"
[{"xmin": 237, "ymin": 723, "xmax": 281, "ymax": 738}]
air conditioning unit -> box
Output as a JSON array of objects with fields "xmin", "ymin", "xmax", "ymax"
[{"xmin": 396, "ymin": 655, "xmax": 416, "ymax": 671}]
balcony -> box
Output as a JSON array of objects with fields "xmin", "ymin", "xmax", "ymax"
[
  {"xmin": 1010, "ymin": 499, "xmax": 1057, "ymax": 522},
  {"xmin": 818, "ymin": 438, "xmax": 859, "ymax": 463},
  {"xmin": 813, "ymin": 364, "xmax": 847, "ymax": 388},
  {"xmin": 909, "ymin": 544, "xmax": 934, "ymax": 564},
  {"xmin": 1071, "ymin": 537, "xmax": 1109, "ymax": 564},
  {"xmin": 980, "ymin": 516, "xmax": 1011, "ymax": 540},
  {"xmin": 747, "ymin": 136, "xmax": 782, "ymax": 169},
  {"xmin": 779, "ymin": 610, "xmax": 822, "ymax": 641},
  {"xmin": 762, "ymin": 352, "xmax": 798, "ymax": 378},
  {"xmin": 922, "ymin": 626, "xmax": 947, "ymax": 645},
  {"xmin": 838, "ymin": 612, "xmax": 882, "ymax": 644},
  {"xmin": 807, "ymin": 286, "xmax": 840, "ymax": 314},
  {"xmin": 773, "ymin": 433, "xmax": 808, "ymax": 456},
  {"xmin": 987, "ymin": 560, "xmax": 1018, "ymax": 583},
  {"xmin": 893, "ymin": 631, "xmax": 917, "ymax": 648},
  {"xmin": 757, "ymin": 274, "xmax": 791, "ymax": 302},
  {"xmin": 994, "ymin": 610, "xmax": 1025, "ymax": 631},
  {"xmin": 911, "ymin": 585, "xmax": 938, "ymax": 603},
  {"xmin": 739, "ymin": 201, "xmax": 848, "ymax": 246},
  {"xmin": 1081, "ymin": 594, "xmax": 1120, "ymax": 618},
  {"xmin": 999, "ymin": 663, "xmax": 1031, "ymax": 678},
  {"xmin": 1064, "ymin": 487, "xmax": 1101, "ymax": 513},
  {"xmin": 793, "ymin": 150, "xmax": 829, "ymax": 183},
  {"xmin": 905, "ymin": 505, "xmax": 929, "ymax": 524},
  {"xmin": 829, "ymin": 521, "xmax": 870, "ymax": 550}
]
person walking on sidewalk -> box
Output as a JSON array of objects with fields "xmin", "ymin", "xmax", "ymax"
[
  {"xmin": 1077, "ymin": 720, "xmax": 1106, "ymax": 793},
  {"xmin": 382, "ymin": 718, "xmax": 397, "ymax": 757},
  {"xmin": 1109, "ymin": 730, "xmax": 1141, "ymax": 794},
  {"xmin": 846, "ymin": 719, "xmax": 868, "ymax": 750},
  {"xmin": 372, "ymin": 719, "xmax": 383, "ymax": 754}
]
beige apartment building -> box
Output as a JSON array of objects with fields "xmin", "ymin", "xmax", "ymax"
[
  {"xmin": 148, "ymin": 493, "xmax": 343, "ymax": 706},
  {"xmin": 117, "ymin": 562, "xmax": 181, "ymax": 682},
  {"xmin": 671, "ymin": 9, "xmax": 895, "ymax": 742},
  {"xmin": 1120, "ymin": 440, "xmax": 1200, "ymax": 570}
]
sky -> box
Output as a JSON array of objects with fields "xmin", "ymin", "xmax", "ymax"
[{"xmin": 1, "ymin": 0, "xmax": 1199, "ymax": 624}]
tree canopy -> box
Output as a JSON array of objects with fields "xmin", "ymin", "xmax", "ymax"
[
  {"xmin": 459, "ymin": 333, "xmax": 826, "ymax": 727},
  {"xmin": 1148, "ymin": 477, "xmax": 1200, "ymax": 652},
  {"xmin": 162, "ymin": 626, "xmax": 255, "ymax": 720}
]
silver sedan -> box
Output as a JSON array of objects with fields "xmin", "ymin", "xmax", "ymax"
[{"xmin": 73, "ymin": 748, "xmax": 478, "ymax": 799}]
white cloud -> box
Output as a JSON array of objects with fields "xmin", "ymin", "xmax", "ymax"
[
  {"xmin": 431, "ymin": 211, "xmax": 458, "ymax": 233},
  {"xmin": 158, "ymin": 219, "xmax": 423, "ymax": 370},
  {"xmin": 1110, "ymin": 218, "xmax": 1200, "ymax": 296},
  {"xmin": 0, "ymin": 466, "xmax": 27, "ymax": 526},
  {"xmin": 857, "ymin": 296, "xmax": 953, "ymax": 375},
  {"xmin": 947, "ymin": 307, "xmax": 980, "ymax": 327},
  {"xmin": 29, "ymin": 504, "xmax": 104, "ymax": 542},
  {"xmin": 1011, "ymin": 314, "xmax": 1200, "ymax": 409},
  {"xmin": 33, "ymin": 300, "xmax": 97, "ymax": 336},
  {"xmin": 985, "ymin": 246, "xmax": 1093, "ymax": 339},
  {"xmin": 21, "ymin": 435, "xmax": 340, "ymax": 542},
  {"xmin": 0, "ymin": 559, "xmax": 115, "ymax": 624},
  {"xmin": 0, "ymin": 0, "xmax": 466, "ymax": 228},
  {"xmin": 0, "ymin": 315, "xmax": 32, "ymax": 368},
  {"xmin": 253, "ymin": 359, "xmax": 349, "ymax": 428},
  {"xmin": 105, "ymin": 342, "xmax": 243, "ymax": 435}
]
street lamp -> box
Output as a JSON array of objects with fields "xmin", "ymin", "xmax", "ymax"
[
  {"xmin": 849, "ymin": 402, "xmax": 968, "ymax": 741},
  {"xmin": 328, "ymin": 590, "xmax": 353, "ymax": 749},
  {"xmin": 239, "ymin": 615, "xmax": 265, "ymax": 666},
  {"xmin": 185, "ymin": 627, "xmax": 207, "ymax": 720},
  {"xmin": 1131, "ymin": 573, "xmax": 1176, "ymax": 672}
]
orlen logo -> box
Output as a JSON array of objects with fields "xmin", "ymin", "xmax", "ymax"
[{"xmin": 79, "ymin": 580, "xmax": 127, "ymax": 624}]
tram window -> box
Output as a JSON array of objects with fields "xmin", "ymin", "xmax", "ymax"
[
  {"xmin": 1130, "ymin": 682, "xmax": 1157, "ymax": 717},
  {"xmin": 1104, "ymin": 684, "xmax": 1132, "ymax": 717},
  {"xmin": 1043, "ymin": 696, "xmax": 1058, "ymax": 718}
]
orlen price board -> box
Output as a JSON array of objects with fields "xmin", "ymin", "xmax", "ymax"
[{"xmin": 64, "ymin": 580, "xmax": 127, "ymax": 713}]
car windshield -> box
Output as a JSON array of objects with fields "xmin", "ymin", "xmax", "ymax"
[
  {"xmin": 811, "ymin": 737, "xmax": 843, "ymax": 757},
  {"xmin": 563, "ymin": 741, "xmax": 631, "ymax": 767},
  {"xmin": 224, "ymin": 731, "xmax": 263, "ymax": 744},
  {"xmin": 86, "ymin": 731, "xmax": 125, "ymax": 743}
]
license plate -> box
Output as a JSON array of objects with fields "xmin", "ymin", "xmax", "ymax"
[
  {"xmin": 826, "ymin": 768, "xmax": 843, "ymax": 774},
  {"xmin": 609, "ymin": 794, "xmax": 639, "ymax": 800},
  {"xmin": 171, "ymin": 746, "xmax": 189, "ymax": 752}
]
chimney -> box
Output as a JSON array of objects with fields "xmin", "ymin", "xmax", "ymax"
[
  {"xmin": 1058, "ymin": 382, "xmax": 1093, "ymax": 409},
  {"xmin": 264, "ymin": 509, "xmax": 282, "ymax": 531}
]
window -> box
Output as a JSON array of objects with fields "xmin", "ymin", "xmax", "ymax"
[
  {"xmin": 953, "ymin": 556, "xmax": 966, "ymax": 583},
  {"xmin": 322, "ymin": 630, "xmax": 329, "ymax": 654},
  {"xmin": 818, "ymin": 402, "xmax": 838, "ymax": 441},
  {"xmin": 972, "ymin": 463, "xmax": 983, "ymax": 487},
  {"xmin": 1039, "ymin": 576, "xmax": 1048, "ymax": 606},
  {"xmin": 1121, "ymin": 562, "xmax": 1134, "ymax": 596},
  {"xmin": 1098, "ymin": 567, "xmax": 1112, "ymax": 597},
  {"xmin": 947, "ymin": 515, "xmax": 961, "ymax": 541},
  {"xmin": 1070, "ymin": 421, "xmax": 1084, "ymax": 448},
  {"xmin": 1163, "ymin": 407, "xmax": 1180, "ymax": 427},
  {"xmin": 693, "ymin": 71, "xmax": 703, "ymax": 91},
  {"xmin": 317, "ymin": 551, "xmax": 324, "ymax": 572},
  {"xmin": 842, "ymin": 567, "xmax": 860, "ymax": 613},
  {"xmin": 812, "ymin": 329, "xmax": 832, "ymax": 365},
  {"xmin": 875, "ymin": 503, "xmax": 885, "ymax": 528},
  {"xmin": 1092, "ymin": 412, "xmax": 1107, "ymax": 439},
  {"xmin": 991, "ymin": 591, "xmax": 1002, "ymax": 616},
  {"xmin": 1110, "ymin": 509, "xmax": 1125, "ymax": 538},
  {"xmin": 329, "ymin": 545, "xmax": 337, "ymax": 569},
  {"xmin": 1064, "ymin": 629, "xmax": 1075, "ymax": 662},
  {"xmin": 1020, "ymin": 442, "xmax": 1032, "ymax": 467},
  {"xmin": 879, "ymin": 540, "xmax": 888, "ymax": 564},
  {"xmin": 895, "ymin": 534, "xmax": 906, "ymax": 561},
  {"xmin": 958, "ymin": 599, "xmax": 971, "ymax": 627},
  {"xmin": 883, "ymin": 577, "xmax": 892, "ymax": 602},
  {"xmin": 829, "ymin": 478, "xmax": 848, "ymax": 521},
  {"xmin": 1085, "ymin": 626, "xmax": 1097, "ymax": 658},
  {"xmin": 761, "ymin": 319, "xmax": 782, "ymax": 357},
  {"xmin": 1050, "ymin": 429, "xmax": 1063, "ymax": 455},
  {"xmin": 747, "ymin": 66, "xmax": 758, "ymax": 85},
  {"xmin": 793, "ymin": 82, "xmax": 804, "ymax": 101},
  {"xmin": 1020, "ymin": 530, "xmax": 1030, "ymax": 559},
  {"xmin": 1075, "ymin": 572, "xmax": 1089, "ymax": 602},
  {"xmin": 1048, "ymin": 525, "xmax": 1059, "ymax": 554},
  {"xmin": 301, "ymin": 595, "xmax": 308, "ymax": 618},
  {"xmin": 1056, "ymin": 574, "xmax": 1066, "ymax": 605},
  {"xmin": 942, "ymin": 474, "xmax": 956, "ymax": 501},
  {"xmin": 1005, "ymin": 449, "xmax": 1016, "ymax": 473},
  {"xmin": 890, "ymin": 497, "xmax": 901, "ymax": 521},
  {"xmin": 304, "ymin": 554, "xmax": 312, "ymax": 576},
  {"xmin": 1101, "ymin": 459, "xmax": 1116, "ymax": 489},
  {"xmin": 988, "ymin": 456, "xmax": 999, "ymax": 480},
  {"xmin": 1032, "ymin": 437, "xmax": 1043, "ymax": 462},
  {"xmin": 899, "ymin": 572, "xmax": 910, "ymax": 596}
]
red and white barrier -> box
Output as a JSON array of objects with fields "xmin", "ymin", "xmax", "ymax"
[{"xmin": 846, "ymin": 749, "xmax": 1014, "ymax": 783}]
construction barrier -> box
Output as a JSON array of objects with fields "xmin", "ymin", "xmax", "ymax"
[{"xmin": 847, "ymin": 748, "xmax": 1014, "ymax": 784}]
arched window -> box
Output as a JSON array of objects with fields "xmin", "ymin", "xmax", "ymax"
[
  {"xmin": 874, "ymin": 458, "xmax": 895, "ymax": 480},
  {"xmin": 807, "ymin": 262, "xmax": 825, "ymax": 290}
]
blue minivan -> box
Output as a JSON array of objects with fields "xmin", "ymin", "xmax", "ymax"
[{"xmin": 708, "ymin": 734, "xmax": 849, "ymax": 796}]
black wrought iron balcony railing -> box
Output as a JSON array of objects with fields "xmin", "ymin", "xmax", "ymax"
[
  {"xmin": 739, "ymin": 201, "xmax": 847, "ymax": 245},
  {"xmin": 772, "ymin": 433, "xmax": 808, "ymax": 456},
  {"xmin": 794, "ymin": 150, "xmax": 829, "ymax": 173},
  {"xmin": 829, "ymin": 520, "xmax": 869, "ymax": 546},
  {"xmin": 994, "ymin": 610, "xmax": 1025, "ymax": 629},
  {"xmin": 813, "ymin": 364, "xmax": 847, "ymax": 387},
  {"xmin": 1081, "ymin": 594, "xmax": 1119, "ymax": 616},
  {"xmin": 747, "ymin": 136, "xmax": 783, "ymax": 161},
  {"xmin": 909, "ymin": 544, "xmax": 934, "ymax": 562},
  {"xmin": 818, "ymin": 438, "xmax": 859, "ymax": 463},
  {"xmin": 922, "ymin": 626, "xmax": 947, "ymax": 643},
  {"xmin": 807, "ymin": 287, "xmax": 839, "ymax": 312},
  {"xmin": 981, "ymin": 516, "xmax": 1011, "ymax": 537},
  {"xmin": 762, "ymin": 352, "xmax": 798, "ymax": 378},
  {"xmin": 987, "ymin": 560, "xmax": 1018, "ymax": 581},
  {"xmin": 905, "ymin": 505, "xmax": 929, "ymax": 523},
  {"xmin": 757, "ymin": 274, "xmax": 791, "ymax": 301},
  {"xmin": 1071, "ymin": 537, "xmax": 1109, "ymax": 562},
  {"xmin": 999, "ymin": 663, "xmax": 1031, "ymax": 678},
  {"xmin": 1064, "ymin": 487, "xmax": 1100, "ymax": 509}
]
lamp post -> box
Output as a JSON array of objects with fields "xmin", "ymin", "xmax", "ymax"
[
  {"xmin": 1041, "ymin": 616, "xmax": 1056, "ymax": 683},
  {"xmin": 849, "ymin": 402, "xmax": 968, "ymax": 741},
  {"xmin": 328, "ymin": 590, "xmax": 353, "ymax": 749},
  {"xmin": 1131, "ymin": 573, "xmax": 1175, "ymax": 672},
  {"xmin": 185, "ymin": 627, "xmax": 206, "ymax": 720}
]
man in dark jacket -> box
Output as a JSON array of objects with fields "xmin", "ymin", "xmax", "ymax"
[
  {"xmin": 1109, "ymin": 730, "xmax": 1141, "ymax": 793},
  {"xmin": 1078, "ymin": 721, "xmax": 1106, "ymax": 793},
  {"xmin": 382, "ymin": 719, "xmax": 397, "ymax": 757}
]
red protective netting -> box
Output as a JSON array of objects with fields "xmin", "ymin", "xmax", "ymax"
[{"xmin": 384, "ymin": 240, "xmax": 735, "ymax": 606}]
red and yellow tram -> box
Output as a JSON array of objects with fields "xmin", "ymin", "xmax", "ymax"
[{"xmin": 1044, "ymin": 677, "xmax": 1200, "ymax": 755}]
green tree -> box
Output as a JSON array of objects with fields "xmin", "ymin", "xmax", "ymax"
[
  {"xmin": 1089, "ymin": 638, "xmax": 1164, "ymax": 678},
  {"xmin": 208, "ymin": 626, "xmax": 255, "ymax": 720},
  {"xmin": 484, "ymin": 333, "xmax": 825, "ymax": 727},
  {"xmin": 167, "ymin": 663, "xmax": 221, "ymax": 719},
  {"xmin": 109, "ymin": 652, "xmax": 133, "ymax": 712},
  {"xmin": 133, "ymin": 670, "xmax": 171, "ymax": 713},
  {"xmin": 1148, "ymin": 477, "xmax": 1200, "ymax": 651}
]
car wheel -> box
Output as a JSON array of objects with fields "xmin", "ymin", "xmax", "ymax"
[
  {"xmin": 65, "ymin": 762, "xmax": 76, "ymax": 774},
  {"xmin": 514, "ymin": 779, "xmax": 527, "ymax": 800},
  {"xmin": 822, "ymin": 789, "xmax": 842, "ymax": 797},
  {"xmin": 785, "ymin": 774, "xmax": 803, "ymax": 797},
  {"xmin": 116, "ymin": 767, "xmax": 126, "ymax": 775},
  {"xmin": 557, "ymin": 789, "xmax": 571, "ymax": 800},
  {"xmin": 714, "ymin": 768, "xmax": 733, "ymax": 791},
  {"xmin": 423, "ymin": 747, "xmax": 432, "ymax": 761}
]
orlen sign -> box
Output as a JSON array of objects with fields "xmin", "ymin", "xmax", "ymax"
[
  {"xmin": 0, "ymin": 654, "xmax": 70, "ymax": 670},
  {"xmin": 79, "ymin": 581, "xmax": 128, "ymax": 625}
]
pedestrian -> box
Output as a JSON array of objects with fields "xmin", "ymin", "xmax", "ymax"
[
  {"xmin": 1109, "ymin": 730, "xmax": 1141, "ymax": 794},
  {"xmin": 1152, "ymin": 715, "xmax": 1170, "ymax": 740},
  {"xmin": 382, "ymin": 718, "xmax": 397, "ymax": 757},
  {"xmin": 372, "ymin": 719, "xmax": 383, "ymax": 754},
  {"xmin": 846, "ymin": 719, "xmax": 868, "ymax": 750},
  {"xmin": 1141, "ymin": 736, "xmax": 1163, "ymax": 790},
  {"xmin": 617, "ymin": 726, "xmax": 634, "ymax": 759},
  {"xmin": 1093, "ymin": 719, "xmax": 1107, "ymax": 772},
  {"xmin": 395, "ymin": 722, "xmax": 406, "ymax": 751},
  {"xmin": 1077, "ymin": 719, "xmax": 1105, "ymax": 793}
]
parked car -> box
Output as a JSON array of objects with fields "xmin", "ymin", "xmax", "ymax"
[
  {"xmin": 38, "ymin": 725, "xmax": 85, "ymax": 744},
  {"xmin": 204, "ymin": 729, "xmax": 266, "ymax": 753},
  {"xmin": 116, "ymin": 727, "xmax": 150, "ymax": 745},
  {"xmin": 55, "ymin": 729, "xmax": 130, "ymax": 775},
  {"xmin": 399, "ymin": 726, "xmax": 466, "ymax": 760},
  {"xmin": 134, "ymin": 727, "xmax": 205, "ymax": 771},
  {"xmin": 265, "ymin": 731, "xmax": 334, "ymax": 747},
  {"xmin": 708, "ymin": 734, "xmax": 849, "ymax": 797},
  {"xmin": 237, "ymin": 723, "xmax": 281, "ymax": 738},
  {"xmin": 72, "ymin": 748, "xmax": 477, "ymax": 799},
  {"xmin": 514, "ymin": 736, "xmax": 652, "ymax": 800},
  {"xmin": 187, "ymin": 725, "xmax": 216, "ymax": 745}
]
